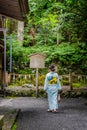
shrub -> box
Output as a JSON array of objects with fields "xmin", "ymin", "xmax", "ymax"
[
  {"xmin": 38, "ymin": 75, "xmax": 45, "ymax": 86},
  {"xmin": 72, "ymin": 83, "xmax": 82, "ymax": 88},
  {"xmin": 62, "ymin": 80, "xmax": 69, "ymax": 85},
  {"xmin": 12, "ymin": 79, "xmax": 34, "ymax": 86}
]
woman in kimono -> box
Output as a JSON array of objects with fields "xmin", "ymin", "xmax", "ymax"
[{"xmin": 44, "ymin": 64, "xmax": 61, "ymax": 113}]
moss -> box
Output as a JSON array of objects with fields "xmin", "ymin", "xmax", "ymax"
[{"xmin": 11, "ymin": 123, "xmax": 17, "ymax": 130}]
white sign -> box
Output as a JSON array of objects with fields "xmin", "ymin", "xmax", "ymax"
[{"xmin": 30, "ymin": 53, "xmax": 45, "ymax": 68}]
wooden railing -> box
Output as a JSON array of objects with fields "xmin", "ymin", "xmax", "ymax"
[{"xmin": 5, "ymin": 73, "xmax": 87, "ymax": 90}]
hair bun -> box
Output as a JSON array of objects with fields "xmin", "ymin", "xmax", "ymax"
[{"xmin": 49, "ymin": 64, "xmax": 55, "ymax": 71}]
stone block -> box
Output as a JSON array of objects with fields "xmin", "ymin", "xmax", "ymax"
[{"xmin": 0, "ymin": 115, "xmax": 4, "ymax": 130}]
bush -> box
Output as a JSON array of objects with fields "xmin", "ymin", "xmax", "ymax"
[
  {"xmin": 72, "ymin": 83, "xmax": 82, "ymax": 88},
  {"xmin": 38, "ymin": 75, "xmax": 45, "ymax": 86},
  {"xmin": 62, "ymin": 80, "xmax": 69, "ymax": 85},
  {"xmin": 12, "ymin": 78, "xmax": 34, "ymax": 86}
]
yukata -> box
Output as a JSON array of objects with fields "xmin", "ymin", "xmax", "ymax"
[{"xmin": 44, "ymin": 72, "xmax": 61, "ymax": 110}]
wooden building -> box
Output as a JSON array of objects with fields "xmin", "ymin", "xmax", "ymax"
[
  {"xmin": 0, "ymin": 40, "xmax": 4, "ymax": 87},
  {"xmin": 0, "ymin": 0, "xmax": 29, "ymax": 90}
]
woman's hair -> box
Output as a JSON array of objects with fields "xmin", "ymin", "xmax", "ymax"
[{"xmin": 49, "ymin": 64, "xmax": 55, "ymax": 71}]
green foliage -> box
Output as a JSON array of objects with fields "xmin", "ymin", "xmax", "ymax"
[
  {"xmin": 6, "ymin": 39, "xmax": 87, "ymax": 75},
  {"xmin": 10, "ymin": 74, "xmax": 45, "ymax": 87},
  {"xmin": 11, "ymin": 123, "xmax": 17, "ymax": 130},
  {"xmin": 11, "ymin": 77, "xmax": 35, "ymax": 86},
  {"xmin": 72, "ymin": 83, "xmax": 82, "ymax": 88},
  {"xmin": 13, "ymin": 79, "xmax": 29, "ymax": 86},
  {"xmin": 38, "ymin": 75, "xmax": 46, "ymax": 86},
  {"xmin": 6, "ymin": 0, "xmax": 87, "ymax": 75},
  {"xmin": 26, "ymin": 0, "xmax": 87, "ymax": 44},
  {"xmin": 62, "ymin": 80, "xmax": 69, "ymax": 85},
  {"xmin": 6, "ymin": 0, "xmax": 87, "ymax": 45}
]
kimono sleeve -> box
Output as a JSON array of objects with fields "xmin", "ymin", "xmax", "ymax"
[{"xmin": 44, "ymin": 74, "xmax": 49, "ymax": 91}]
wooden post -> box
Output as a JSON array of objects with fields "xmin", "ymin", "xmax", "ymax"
[
  {"xmin": 13, "ymin": 74, "xmax": 15, "ymax": 81},
  {"xmin": 0, "ymin": 28, "xmax": 7, "ymax": 97},
  {"xmin": 25, "ymin": 75, "xmax": 27, "ymax": 79},
  {"xmin": 30, "ymin": 53, "xmax": 46, "ymax": 97},
  {"xmin": 36, "ymin": 68, "xmax": 38, "ymax": 97},
  {"xmin": 69, "ymin": 70, "xmax": 73, "ymax": 90},
  {"xmin": 84, "ymin": 75, "xmax": 86, "ymax": 85},
  {"xmin": 17, "ymin": 21, "xmax": 24, "ymax": 42}
]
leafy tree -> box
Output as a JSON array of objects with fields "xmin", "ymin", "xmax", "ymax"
[
  {"xmin": 6, "ymin": 0, "xmax": 87, "ymax": 75},
  {"xmin": 63, "ymin": 0, "xmax": 87, "ymax": 43}
]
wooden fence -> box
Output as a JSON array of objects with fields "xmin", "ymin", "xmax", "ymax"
[{"xmin": 6, "ymin": 73, "xmax": 87, "ymax": 90}]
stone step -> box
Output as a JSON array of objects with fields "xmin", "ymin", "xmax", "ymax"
[{"xmin": 0, "ymin": 115, "xmax": 4, "ymax": 130}]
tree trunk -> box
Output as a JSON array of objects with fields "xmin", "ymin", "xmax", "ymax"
[{"xmin": 17, "ymin": 21, "xmax": 24, "ymax": 42}]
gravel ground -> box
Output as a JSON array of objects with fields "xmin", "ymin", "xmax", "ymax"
[
  {"xmin": 0, "ymin": 97, "xmax": 87, "ymax": 130},
  {"xmin": 11, "ymin": 97, "xmax": 87, "ymax": 130}
]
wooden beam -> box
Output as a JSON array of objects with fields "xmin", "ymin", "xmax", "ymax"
[{"xmin": 0, "ymin": 0, "xmax": 29, "ymax": 21}]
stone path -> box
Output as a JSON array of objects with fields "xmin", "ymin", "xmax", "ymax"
[
  {"xmin": 0, "ymin": 97, "xmax": 87, "ymax": 130},
  {"xmin": 0, "ymin": 98, "xmax": 19, "ymax": 130},
  {"xmin": 12, "ymin": 97, "xmax": 87, "ymax": 130}
]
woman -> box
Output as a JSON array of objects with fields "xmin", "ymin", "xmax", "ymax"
[{"xmin": 44, "ymin": 64, "xmax": 61, "ymax": 113}]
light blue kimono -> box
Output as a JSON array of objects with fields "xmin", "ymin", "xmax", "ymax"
[{"xmin": 44, "ymin": 72, "xmax": 61, "ymax": 110}]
